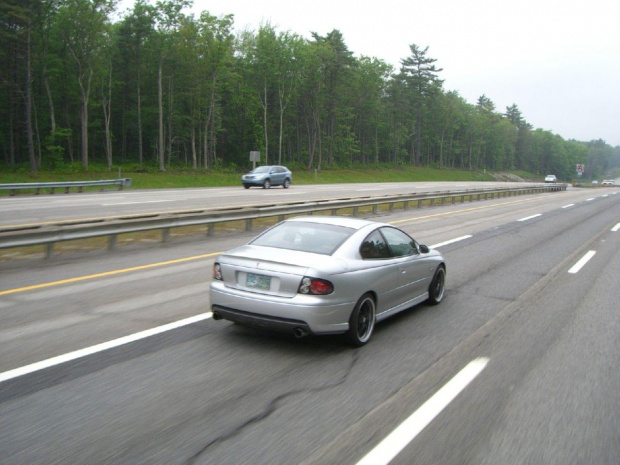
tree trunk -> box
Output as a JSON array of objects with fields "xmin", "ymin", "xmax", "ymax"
[
  {"xmin": 137, "ymin": 70, "xmax": 143, "ymax": 166},
  {"xmin": 158, "ymin": 58, "xmax": 165, "ymax": 171},
  {"xmin": 262, "ymin": 77, "xmax": 269, "ymax": 165},
  {"xmin": 25, "ymin": 26, "xmax": 37, "ymax": 172}
]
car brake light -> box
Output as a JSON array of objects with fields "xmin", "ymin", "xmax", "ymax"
[{"xmin": 299, "ymin": 277, "xmax": 333, "ymax": 295}]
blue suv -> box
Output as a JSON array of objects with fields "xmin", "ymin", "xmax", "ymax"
[{"xmin": 242, "ymin": 166, "xmax": 292, "ymax": 189}]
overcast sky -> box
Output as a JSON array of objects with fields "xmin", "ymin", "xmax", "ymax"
[{"xmin": 123, "ymin": 0, "xmax": 620, "ymax": 146}]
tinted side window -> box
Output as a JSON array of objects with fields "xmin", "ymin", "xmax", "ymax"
[
  {"xmin": 360, "ymin": 230, "xmax": 390, "ymax": 259},
  {"xmin": 381, "ymin": 227, "xmax": 417, "ymax": 257}
]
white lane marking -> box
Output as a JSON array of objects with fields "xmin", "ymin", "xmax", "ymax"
[
  {"xmin": 601, "ymin": 195, "xmax": 609, "ymax": 198},
  {"xmin": 0, "ymin": 312, "xmax": 213, "ymax": 384},
  {"xmin": 562, "ymin": 204, "xmax": 575, "ymax": 209},
  {"xmin": 430, "ymin": 235, "xmax": 473, "ymax": 249},
  {"xmin": 356, "ymin": 358, "xmax": 489, "ymax": 465},
  {"xmin": 102, "ymin": 200, "xmax": 176, "ymax": 206},
  {"xmin": 612, "ymin": 223, "xmax": 620, "ymax": 232},
  {"xmin": 517, "ymin": 214, "xmax": 542, "ymax": 222},
  {"xmin": 586, "ymin": 198, "xmax": 595, "ymax": 201},
  {"xmin": 568, "ymin": 251, "xmax": 596, "ymax": 274}
]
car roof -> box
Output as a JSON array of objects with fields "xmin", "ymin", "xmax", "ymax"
[{"xmin": 285, "ymin": 215, "xmax": 385, "ymax": 230}]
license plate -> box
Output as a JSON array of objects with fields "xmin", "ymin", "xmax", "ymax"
[{"xmin": 246, "ymin": 273, "xmax": 271, "ymax": 290}]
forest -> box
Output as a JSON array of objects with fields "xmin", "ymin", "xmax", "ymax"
[{"xmin": 2, "ymin": 0, "xmax": 619, "ymax": 180}]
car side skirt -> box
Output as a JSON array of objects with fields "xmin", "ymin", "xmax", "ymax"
[{"xmin": 375, "ymin": 292, "xmax": 429, "ymax": 322}]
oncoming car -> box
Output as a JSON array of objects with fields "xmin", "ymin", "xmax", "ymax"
[
  {"xmin": 601, "ymin": 180, "xmax": 614, "ymax": 186},
  {"xmin": 210, "ymin": 216, "xmax": 446, "ymax": 346},
  {"xmin": 544, "ymin": 174, "xmax": 557, "ymax": 183},
  {"xmin": 241, "ymin": 165, "xmax": 292, "ymax": 189}
]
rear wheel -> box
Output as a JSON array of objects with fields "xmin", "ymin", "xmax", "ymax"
[
  {"xmin": 244, "ymin": 184, "xmax": 250, "ymax": 189},
  {"xmin": 283, "ymin": 178, "xmax": 291, "ymax": 188},
  {"xmin": 427, "ymin": 265, "xmax": 446, "ymax": 305},
  {"xmin": 346, "ymin": 293, "xmax": 376, "ymax": 347},
  {"xmin": 263, "ymin": 179, "xmax": 271, "ymax": 189}
]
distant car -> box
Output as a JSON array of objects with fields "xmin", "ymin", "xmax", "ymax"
[
  {"xmin": 592, "ymin": 180, "xmax": 599, "ymax": 185},
  {"xmin": 210, "ymin": 216, "xmax": 446, "ymax": 346},
  {"xmin": 601, "ymin": 180, "xmax": 614, "ymax": 185},
  {"xmin": 544, "ymin": 175, "xmax": 557, "ymax": 183},
  {"xmin": 242, "ymin": 165, "xmax": 292, "ymax": 189}
]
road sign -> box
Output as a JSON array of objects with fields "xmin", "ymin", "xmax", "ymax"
[{"xmin": 576, "ymin": 164, "xmax": 585, "ymax": 173}]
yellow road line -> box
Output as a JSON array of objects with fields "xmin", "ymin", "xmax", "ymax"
[{"xmin": 0, "ymin": 252, "xmax": 221, "ymax": 297}]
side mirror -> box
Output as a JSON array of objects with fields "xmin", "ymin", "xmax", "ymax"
[{"xmin": 419, "ymin": 244, "xmax": 430, "ymax": 254}]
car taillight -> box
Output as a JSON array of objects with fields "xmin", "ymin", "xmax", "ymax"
[
  {"xmin": 299, "ymin": 277, "xmax": 333, "ymax": 295},
  {"xmin": 213, "ymin": 263, "xmax": 223, "ymax": 281}
]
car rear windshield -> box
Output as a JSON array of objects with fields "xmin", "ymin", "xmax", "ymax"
[{"xmin": 251, "ymin": 222, "xmax": 354, "ymax": 255}]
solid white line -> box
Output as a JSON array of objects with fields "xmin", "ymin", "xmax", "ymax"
[
  {"xmin": 562, "ymin": 204, "xmax": 575, "ymax": 209},
  {"xmin": 517, "ymin": 214, "xmax": 542, "ymax": 222},
  {"xmin": 430, "ymin": 235, "xmax": 473, "ymax": 249},
  {"xmin": 612, "ymin": 223, "xmax": 620, "ymax": 232},
  {"xmin": 356, "ymin": 358, "xmax": 489, "ymax": 465},
  {"xmin": 102, "ymin": 200, "xmax": 175, "ymax": 206},
  {"xmin": 0, "ymin": 312, "xmax": 213, "ymax": 384},
  {"xmin": 568, "ymin": 251, "xmax": 596, "ymax": 274}
]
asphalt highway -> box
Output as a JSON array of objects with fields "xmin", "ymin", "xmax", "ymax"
[
  {"xmin": 0, "ymin": 184, "xmax": 619, "ymax": 464},
  {"xmin": 0, "ymin": 181, "xmax": 543, "ymax": 227}
]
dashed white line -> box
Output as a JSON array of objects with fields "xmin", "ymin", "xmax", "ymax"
[
  {"xmin": 0, "ymin": 312, "xmax": 213, "ymax": 384},
  {"xmin": 586, "ymin": 198, "xmax": 595, "ymax": 201},
  {"xmin": 430, "ymin": 235, "xmax": 473, "ymax": 249},
  {"xmin": 356, "ymin": 358, "xmax": 489, "ymax": 465},
  {"xmin": 562, "ymin": 204, "xmax": 575, "ymax": 209},
  {"xmin": 568, "ymin": 251, "xmax": 596, "ymax": 274},
  {"xmin": 612, "ymin": 223, "xmax": 620, "ymax": 232},
  {"xmin": 518, "ymin": 214, "xmax": 542, "ymax": 222}
]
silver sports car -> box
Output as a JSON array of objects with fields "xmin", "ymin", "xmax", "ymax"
[{"xmin": 210, "ymin": 216, "xmax": 446, "ymax": 346}]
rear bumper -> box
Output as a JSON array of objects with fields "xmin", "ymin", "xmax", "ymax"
[
  {"xmin": 212, "ymin": 305, "xmax": 313, "ymax": 336},
  {"xmin": 210, "ymin": 282, "xmax": 351, "ymax": 335}
]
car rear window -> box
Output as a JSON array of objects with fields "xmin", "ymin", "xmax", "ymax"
[{"xmin": 251, "ymin": 222, "xmax": 354, "ymax": 255}]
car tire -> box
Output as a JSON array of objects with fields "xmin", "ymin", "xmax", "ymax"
[
  {"xmin": 244, "ymin": 185, "xmax": 250, "ymax": 189},
  {"xmin": 346, "ymin": 293, "xmax": 376, "ymax": 347},
  {"xmin": 427, "ymin": 265, "xmax": 446, "ymax": 305},
  {"xmin": 263, "ymin": 179, "xmax": 271, "ymax": 189},
  {"xmin": 283, "ymin": 178, "xmax": 290, "ymax": 188}
]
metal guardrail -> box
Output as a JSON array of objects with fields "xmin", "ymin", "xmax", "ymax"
[
  {"xmin": 0, "ymin": 178, "xmax": 132, "ymax": 195},
  {"xmin": 0, "ymin": 184, "xmax": 566, "ymax": 258}
]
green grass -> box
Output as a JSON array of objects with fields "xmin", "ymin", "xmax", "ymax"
[{"xmin": 0, "ymin": 164, "xmax": 519, "ymax": 192}]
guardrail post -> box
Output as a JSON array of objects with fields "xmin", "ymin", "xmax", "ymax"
[
  {"xmin": 389, "ymin": 203, "xmax": 394, "ymax": 212},
  {"xmin": 245, "ymin": 219, "xmax": 253, "ymax": 231},
  {"xmin": 45, "ymin": 243, "xmax": 53, "ymax": 260},
  {"xmin": 404, "ymin": 200, "xmax": 410, "ymax": 210},
  {"xmin": 353, "ymin": 206, "xmax": 359, "ymax": 216},
  {"xmin": 108, "ymin": 235, "xmax": 117, "ymax": 250},
  {"xmin": 162, "ymin": 228, "xmax": 170, "ymax": 242},
  {"xmin": 207, "ymin": 223, "xmax": 214, "ymax": 236},
  {"xmin": 418, "ymin": 199, "xmax": 422, "ymax": 208}
]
